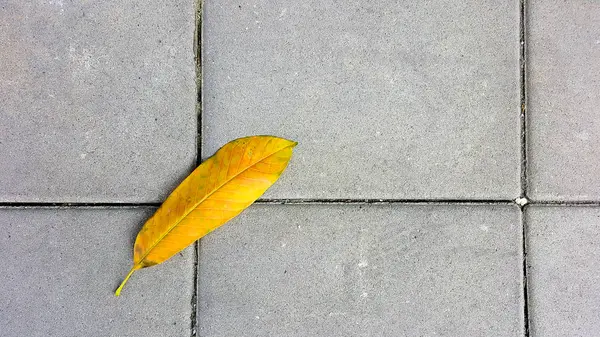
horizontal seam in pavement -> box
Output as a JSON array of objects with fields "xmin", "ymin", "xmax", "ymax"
[
  {"xmin": 0, "ymin": 199, "xmax": 510, "ymax": 207},
  {"xmin": 0, "ymin": 202, "xmax": 161, "ymax": 208},
  {"xmin": 527, "ymin": 200, "xmax": 600, "ymax": 206},
  {"xmin": 3, "ymin": 199, "xmax": 600, "ymax": 208},
  {"xmin": 256, "ymin": 198, "xmax": 516, "ymax": 205}
]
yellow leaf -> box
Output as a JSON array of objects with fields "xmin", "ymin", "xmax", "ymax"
[{"xmin": 115, "ymin": 135, "xmax": 297, "ymax": 296}]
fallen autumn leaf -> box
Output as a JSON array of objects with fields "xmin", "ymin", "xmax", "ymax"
[{"xmin": 115, "ymin": 135, "xmax": 297, "ymax": 296}]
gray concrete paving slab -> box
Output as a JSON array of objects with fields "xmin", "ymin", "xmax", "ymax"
[
  {"xmin": 528, "ymin": 1, "xmax": 600, "ymax": 200},
  {"xmin": 0, "ymin": 1, "xmax": 197, "ymax": 202},
  {"xmin": 526, "ymin": 206, "xmax": 600, "ymax": 337},
  {"xmin": 198, "ymin": 204, "xmax": 523, "ymax": 337},
  {"xmin": 202, "ymin": 0, "xmax": 521, "ymax": 199},
  {"xmin": 0, "ymin": 208, "xmax": 194, "ymax": 337}
]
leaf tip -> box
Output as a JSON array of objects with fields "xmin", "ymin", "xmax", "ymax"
[{"xmin": 114, "ymin": 267, "xmax": 136, "ymax": 297}]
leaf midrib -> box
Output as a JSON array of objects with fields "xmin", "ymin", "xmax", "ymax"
[{"xmin": 135, "ymin": 143, "xmax": 293, "ymax": 267}]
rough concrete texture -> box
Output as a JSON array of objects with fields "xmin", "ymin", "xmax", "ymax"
[
  {"xmin": 528, "ymin": 1, "xmax": 600, "ymax": 200},
  {"xmin": 198, "ymin": 204, "xmax": 523, "ymax": 337},
  {"xmin": 0, "ymin": 1, "xmax": 197, "ymax": 202},
  {"xmin": 0, "ymin": 208, "xmax": 194, "ymax": 337},
  {"xmin": 202, "ymin": 0, "xmax": 521, "ymax": 199},
  {"xmin": 527, "ymin": 206, "xmax": 600, "ymax": 337}
]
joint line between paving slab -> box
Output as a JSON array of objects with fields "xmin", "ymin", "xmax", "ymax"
[
  {"xmin": 528, "ymin": 200, "xmax": 600, "ymax": 206},
  {"xmin": 190, "ymin": 241, "xmax": 199, "ymax": 337},
  {"xmin": 256, "ymin": 198, "xmax": 516, "ymax": 205},
  {"xmin": 195, "ymin": 0, "xmax": 203, "ymax": 168},
  {"xmin": 0, "ymin": 202, "xmax": 160, "ymax": 208},
  {"xmin": 191, "ymin": 0, "xmax": 203, "ymax": 336},
  {"xmin": 6, "ymin": 199, "xmax": 600, "ymax": 208},
  {"xmin": 519, "ymin": 1, "xmax": 531, "ymax": 336},
  {"xmin": 519, "ymin": 0, "xmax": 529, "ymax": 199},
  {"xmin": 191, "ymin": 0, "xmax": 203, "ymax": 335},
  {"xmin": 520, "ymin": 206, "xmax": 531, "ymax": 337}
]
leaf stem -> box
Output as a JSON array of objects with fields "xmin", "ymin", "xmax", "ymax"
[{"xmin": 114, "ymin": 267, "xmax": 136, "ymax": 296}]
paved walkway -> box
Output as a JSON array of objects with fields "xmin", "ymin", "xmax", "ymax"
[{"xmin": 1, "ymin": 1, "xmax": 599, "ymax": 336}]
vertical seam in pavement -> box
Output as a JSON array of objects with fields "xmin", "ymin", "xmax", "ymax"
[
  {"xmin": 191, "ymin": 241, "xmax": 199, "ymax": 337},
  {"xmin": 519, "ymin": 0, "xmax": 529, "ymax": 199},
  {"xmin": 519, "ymin": 1, "xmax": 531, "ymax": 336},
  {"xmin": 195, "ymin": 1, "xmax": 204, "ymax": 168},
  {"xmin": 520, "ymin": 205, "xmax": 531, "ymax": 337},
  {"xmin": 191, "ymin": 0, "xmax": 203, "ymax": 336}
]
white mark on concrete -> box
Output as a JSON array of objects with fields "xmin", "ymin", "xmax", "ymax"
[
  {"xmin": 68, "ymin": 45, "xmax": 101, "ymax": 73},
  {"xmin": 576, "ymin": 131, "xmax": 590, "ymax": 141},
  {"xmin": 255, "ymin": 316, "xmax": 260, "ymax": 320},
  {"xmin": 167, "ymin": 46, "xmax": 177, "ymax": 58},
  {"xmin": 357, "ymin": 229, "xmax": 371, "ymax": 300},
  {"xmin": 514, "ymin": 197, "xmax": 529, "ymax": 207},
  {"xmin": 479, "ymin": 225, "xmax": 489, "ymax": 232},
  {"xmin": 281, "ymin": 242, "xmax": 287, "ymax": 248},
  {"xmin": 80, "ymin": 153, "xmax": 87, "ymax": 159},
  {"xmin": 48, "ymin": 0, "xmax": 64, "ymax": 12},
  {"xmin": 279, "ymin": 8, "xmax": 288, "ymax": 20}
]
